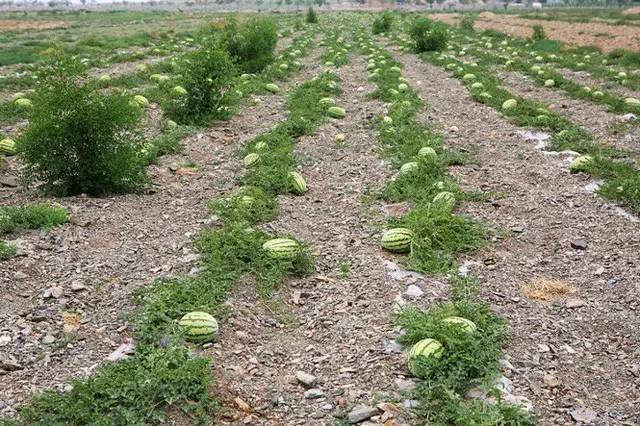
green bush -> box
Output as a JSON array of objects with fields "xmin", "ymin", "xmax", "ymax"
[
  {"xmin": 0, "ymin": 203, "xmax": 68, "ymax": 234},
  {"xmin": 409, "ymin": 18, "xmax": 448, "ymax": 53},
  {"xmin": 306, "ymin": 7, "xmax": 317, "ymax": 24},
  {"xmin": 223, "ymin": 17, "xmax": 278, "ymax": 74},
  {"xmin": 17, "ymin": 55, "xmax": 147, "ymax": 196},
  {"xmin": 163, "ymin": 44, "xmax": 236, "ymax": 125},
  {"xmin": 372, "ymin": 11, "xmax": 394, "ymax": 35},
  {"xmin": 531, "ymin": 24, "xmax": 547, "ymax": 41},
  {"xmin": 459, "ymin": 14, "xmax": 476, "ymax": 32}
]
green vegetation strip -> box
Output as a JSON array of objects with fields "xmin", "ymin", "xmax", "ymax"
[
  {"xmin": 387, "ymin": 20, "xmax": 640, "ymax": 214},
  {"xmin": 355, "ymin": 21, "xmax": 535, "ymax": 424}
]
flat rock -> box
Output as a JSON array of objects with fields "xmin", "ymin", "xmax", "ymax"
[
  {"xmin": 295, "ymin": 370, "xmax": 317, "ymax": 387},
  {"xmin": 404, "ymin": 284, "xmax": 424, "ymax": 298},
  {"xmin": 570, "ymin": 407, "xmax": 598, "ymax": 423},
  {"xmin": 348, "ymin": 405, "xmax": 378, "ymax": 424},
  {"xmin": 570, "ymin": 239, "xmax": 588, "ymax": 250},
  {"xmin": 304, "ymin": 388, "xmax": 324, "ymax": 399},
  {"xmin": 0, "ymin": 353, "xmax": 23, "ymax": 371}
]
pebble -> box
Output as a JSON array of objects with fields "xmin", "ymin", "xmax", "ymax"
[
  {"xmin": 304, "ymin": 388, "xmax": 324, "ymax": 399},
  {"xmin": 42, "ymin": 334, "xmax": 55, "ymax": 345},
  {"xmin": 347, "ymin": 405, "xmax": 378, "ymax": 424},
  {"xmin": 570, "ymin": 407, "xmax": 598, "ymax": 423},
  {"xmin": 404, "ymin": 285, "xmax": 423, "ymax": 299},
  {"xmin": 565, "ymin": 298, "xmax": 585, "ymax": 309},
  {"xmin": 0, "ymin": 352, "xmax": 23, "ymax": 371},
  {"xmin": 570, "ymin": 239, "xmax": 588, "ymax": 250},
  {"xmin": 295, "ymin": 370, "xmax": 317, "ymax": 387}
]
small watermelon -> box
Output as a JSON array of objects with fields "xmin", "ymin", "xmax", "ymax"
[
  {"xmin": 625, "ymin": 97, "xmax": 640, "ymax": 107},
  {"xmin": 0, "ymin": 138, "xmax": 17, "ymax": 156},
  {"xmin": 334, "ymin": 133, "xmax": 346, "ymax": 143},
  {"xmin": 502, "ymin": 99, "xmax": 517, "ymax": 111},
  {"xmin": 407, "ymin": 338, "xmax": 444, "ymax": 376},
  {"xmin": 133, "ymin": 95, "xmax": 149, "ymax": 108},
  {"xmin": 569, "ymin": 155, "xmax": 593, "ymax": 173},
  {"xmin": 289, "ymin": 171, "xmax": 307, "ymax": 194},
  {"xmin": 255, "ymin": 141, "xmax": 268, "ymax": 151},
  {"xmin": 166, "ymin": 120, "xmax": 178, "ymax": 131},
  {"xmin": 418, "ymin": 146, "xmax": 437, "ymax": 161},
  {"xmin": 544, "ymin": 79, "xmax": 555, "ymax": 87},
  {"xmin": 172, "ymin": 86, "xmax": 188, "ymax": 96},
  {"xmin": 263, "ymin": 238, "xmax": 300, "ymax": 260},
  {"xmin": 14, "ymin": 98, "xmax": 32, "ymax": 108},
  {"xmin": 244, "ymin": 153, "xmax": 260, "ymax": 167},
  {"xmin": 398, "ymin": 83, "xmax": 409, "ymax": 92},
  {"xmin": 399, "ymin": 162, "xmax": 418, "ymax": 175},
  {"xmin": 178, "ymin": 311, "xmax": 219, "ymax": 343},
  {"xmin": 328, "ymin": 106, "xmax": 346, "ymax": 119},
  {"xmin": 432, "ymin": 191, "xmax": 456, "ymax": 211},
  {"xmin": 265, "ymin": 83, "xmax": 280, "ymax": 93},
  {"xmin": 381, "ymin": 228, "xmax": 413, "ymax": 253},
  {"xmin": 98, "ymin": 74, "xmax": 111, "ymax": 83},
  {"xmin": 442, "ymin": 316, "xmax": 477, "ymax": 333},
  {"xmin": 319, "ymin": 97, "xmax": 336, "ymax": 107}
]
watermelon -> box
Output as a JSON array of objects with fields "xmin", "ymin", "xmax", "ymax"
[
  {"xmin": 289, "ymin": 171, "xmax": 307, "ymax": 194},
  {"xmin": 172, "ymin": 86, "xmax": 187, "ymax": 96},
  {"xmin": 407, "ymin": 338, "xmax": 444, "ymax": 376},
  {"xmin": 255, "ymin": 141, "xmax": 268, "ymax": 151},
  {"xmin": 442, "ymin": 316, "xmax": 477, "ymax": 333},
  {"xmin": 544, "ymin": 79, "xmax": 555, "ymax": 87},
  {"xmin": 399, "ymin": 162, "xmax": 418, "ymax": 175},
  {"xmin": 265, "ymin": 83, "xmax": 280, "ymax": 93},
  {"xmin": 328, "ymin": 106, "xmax": 346, "ymax": 119},
  {"xmin": 98, "ymin": 75, "xmax": 111, "ymax": 83},
  {"xmin": 279, "ymin": 63, "xmax": 289, "ymax": 70},
  {"xmin": 319, "ymin": 97, "xmax": 336, "ymax": 107},
  {"xmin": 133, "ymin": 95, "xmax": 149, "ymax": 108},
  {"xmin": 462, "ymin": 73, "xmax": 476, "ymax": 82},
  {"xmin": 383, "ymin": 116, "xmax": 393, "ymax": 125},
  {"xmin": 625, "ymin": 97, "xmax": 640, "ymax": 107},
  {"xmin": 14, "ymin": 98, "xmax": 32, "ymax": 108},
  {"xmin": 398, "ymin": 83, "xmax": 409, "ymax": 92},
  {"xmin": 502, "ymin": 99, "xmax": 517, "ymax": 111},
  {"xmin": 390, "ymin": 66, "xmax": 402, "ymax": 73},
  {"xmin": 263, "ymin": 238, "xmax": 300, "ymax": 260},
  {"xmin": 166, "ymin": 120, "xmax": 178, "ymax": 131},
  {"xmin": 418, "ymin": 146, "xmax": 437, "ymax": 161},
  {"xmin": 592, "ymin": 90, "xmax": 603, "ymax": 97},
  {"xmin": 433, "ymin": 191, "xmax": 456, "ymax": 210},
  {"xmin": 239, "ymin": 195, "xmax": 255, "ymax": 206},
  {"xmin": 569, "ymin": 155, "xmax": 593, "ymax": 173},
  {"xmin": 471, "ymin": 82, "xmax": 483, "ymax": 90},
  {"xmin": 244, "ymin": 153, "xmax": 260, "ymax": 167},
  {"xmin": 381, "ymin": 228, "xmax": 413, "ymax": 253},
  {"xmin": 0, "ymin": 138, "xmax": 16, "ymax": 155},
  {"xmin": 334, "ymin": 133, "xmax": 346, "ymax": 143},
  {"xmin": 10, "ymin": 92, "xmax": 26, "ymax": 101},
  {"xmin": 136, "ymin": 64, "xmax": 148, "ymax": 72},
  {"xmin": 178, "ymin": 311, "xmax": 219, "ymax": 343}
]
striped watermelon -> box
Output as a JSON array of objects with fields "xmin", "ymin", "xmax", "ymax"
[
  {"xmin": 0, "ymin": 139, "xmax": 16, "ymax": 156},
  {"xmin": 381, "ymin": 228, "xmax": 413, "ymax": 253},
  {"xmin": 432, "ymin": 191, "xmax": 455, "ymax": 211},
  {"xmin": 178, "ymin": 311, "xmax": 219, "ymax": 343},
  {"xmin": 14, "ymin": 98, "xmax": 32, "ymax": 108},
  {"xmin": 418, "ymin": 146, "xmax": 437, "ymax": 161},
  {"xmin": 289, "ymin": 171, "xmax": 307, "ymax": 194},
  {"xmin": 172, "ymin": 86, "xmax": 188, "ymax": 96},
  {"xmin": 408, "ymin": 338, "xmax": 444, "ymax": 376},
  {"xmin": 255, "ymin": 141, "xmax": 268, "ymax": 151},
  {"xmin": 244, "ymin": 153, "xmax": 260, "ymax": 167},
  {"xmin": 265, "ymin": 83, "xmax": 279, "ymax": 93},
  {"xmin": 399, "ymin": 162, "xmax": 418, "ymax": 175},
  {"xmin": 442, "ymin": 316, "xmax": 477, "ymax": 333},
  {"xmin": 132, "ymin": 95, "xmax": 149, "ymax": 108},
  {"xmin": 239, "ymin": 195, "xmax": 255, "ymax": 206},
  {"xmin": 263, "ymin": 238, "xmax": 300, "ymax": 260},
  {"xmin": 328, "ymin": 106, "xmax": 346, "ymax": 119},
  {"xmin": 319, "ymin": 97, "xmax": 336, "ymax": 107}
]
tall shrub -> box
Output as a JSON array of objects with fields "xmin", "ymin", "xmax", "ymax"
[
  {"xmin": 372, "ymin": 11, "xmax": 394, "ymax": 35},
  {"xmin": 163, "ymin": 44, "xmax": 236, "ymax": 125},
  {"xmin": 18, "ymin": 55, "xmax": 147, "ymax": 196},
  {"xmin": 223, "ymin": 17, "xmax": 278, "ymax": 74},
  {"xmin": 409, "ymin": 18, "xmax": 449, "ymax": 53}
]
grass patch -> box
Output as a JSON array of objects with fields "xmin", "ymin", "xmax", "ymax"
[
  {"xmin": 0, "ymin": 203, "xmax": 68, "ymax": 235},
  {"xmin": 0, "ymin": 240, "xmax": 17, "ymax": 261}
]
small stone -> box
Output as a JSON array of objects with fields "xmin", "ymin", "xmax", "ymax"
[
  {"xmin": 570, "ymin": 239, "xmax": 588, "ymax": 250},
  {"xmin": 70, "ymin": 281, "xmax": 88, "ymax": 292},
  {"xmin": 403, "ymin": 399, "xmax": 419, "ymax": 409},
  {"xmin": 295, "ymin": 370, "xmax": 317, "ymax": 387},
  {"xmin": 304, "ymin": 388, "xmax": 324, "ymax": 399},
  {"xmin": 383, "ymin": 339, "xmax": 403, "ymax": 354},
  {"xmin": 0, "ymin": 176, "xmax": 19, "ymax": 187},
  {"xmin": 570, "ymin": 407, "xmax": 598, "ymax": 423},
  {"xmin": 42, "ymin": 334, "xmax": 55, "ymax": 345},
  {"xmin": 543, "ymin": 373, "xmax": 560, "ymax": 388},
  {"xmin": 404, "ymin": 285, "xmax": 424, "ymax": 299},
  {"xmin": 0, "ymin": 352, "xmax": 23, "ymax": 371},
  {"xmin": 348, "ymin": 405, "xmax": 378, "ymax": 424},
  {"xmin": 14, "ymin": 271, "xmax": 28, "ymax": 280},
  {"xmin": 47, "ymin": 286, "xmax": 63, "ymax": 299},
  {"xmin": 565, "ymin": 298, "xmax": 585, "ymax": 309},
  {"xmin": 395, "ymin": 378, "xmax": 415, "ymax": 391}
]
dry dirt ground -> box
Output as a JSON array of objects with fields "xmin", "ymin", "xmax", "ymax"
[
  {"xmin": 0, "ymin": 19, "xmax": 64, "ymax": 32},
  {"xmin": 390, "ymin": 44, "xmax": 640, "ymax": 425},
  {"xmin": 434, "ymin": 12, "xmax": 640, "ymax": 52},
  {"xmin": 0, "ymin": 35, "xmax": 310, "ymax": 417}
]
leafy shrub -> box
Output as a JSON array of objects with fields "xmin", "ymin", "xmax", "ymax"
[
  {"xmin": 0, "ymin": 203, "xmax": 68, "ymax": 234},
  {"xmin": 163, "ymin": 44, "xmax": 236, "ymax": 125},
  {"xmin": 223, "ymin": 17, "xmax": 278, "ymax": 74},
  {"xmin": 306, "ymin": 7, "xmax": 317, "ymax": 24},
  {"xmin": 372, "ymin": 11, "xmax": 394, "ymax": 35},
  {"xmin": 531, "ymin": 24, "xmax": 547, "ymax": 41},
  {"xmin": 409, "ymin": 18, "xmax": 448, "ymax": 53},
  {"xmin": 459, "ymin": 14, "xmax": 476, "ymax": 32},
  {"xmin": 17, "ymin": 55, "xmax": 147, "ymax": 196}
]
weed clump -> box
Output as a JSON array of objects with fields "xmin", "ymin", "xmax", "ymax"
[
  {"xmin": 531, "ymin": 23, "xmax": 547, "ymax": 41},
  {"xmin": 17, "ymin": 55, "xmax": 147, "ymax": 196},
  {"xmin": 372, "ymin": 11, "xmax": 394, "ymax": 35},
  {"xmin": 459, "ymin": 14, "xmax": 476, "ymax": 32},
  {"xmin": 223, "ymin": 16, "xmax": 278, "ymax": 74},
  {"xmin": 306, "ymin": 7, "xmax": 318, "ymax": 24},
  {"xmin": 409, "ymin": 18, "xmax": 449, "ymax": 53}
]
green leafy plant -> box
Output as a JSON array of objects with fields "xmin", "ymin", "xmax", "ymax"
[
  {"xmin": 306, "ymin": 7, "xmax": 318, "ymax": 24},
  {"xmin": 372, "ymin": 11, "xmax": 394, "ymax": 35},
  {"xmin": 459, "ymin": 14, "xmax": 476, "ymax": 32},
  {"xmin": 223, "ymin": 17, "xmax": 278, "ymax": 74},
  {"xmin": 0, "ymin": 203, "xmax": 68, "ymax": 234},
  {"xmin": 163, "ymin": 44, "xmax": 236, "ymax": 125},
  {"xmin": 531, "ymin": 24, "xmax": 546, "ymax": 41},
  {"xmin": 17, "ymin": 55, "xmax": 147, "ymax": 196},
  {"xmin": 0, "ymin": 240, "xmax": 17, "ymax": 261},
  {"xmin": 409, "ymin": 18, "xmax": 448, "ymax": 53}
]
